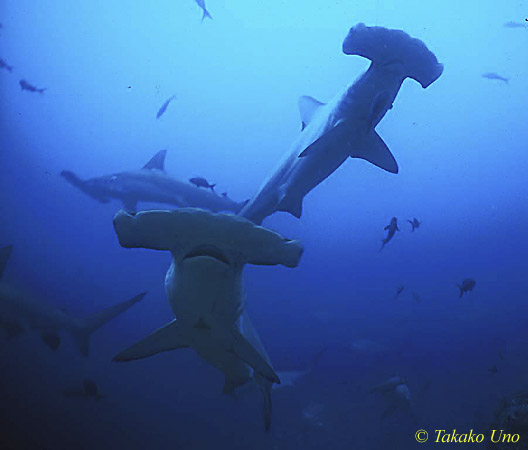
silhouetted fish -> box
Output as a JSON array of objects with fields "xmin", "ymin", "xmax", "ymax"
[
  {"xmin": 19, "ymin": 79, "xmax": 46, "ymax": 93},
  {"xmin": 194, "ymin": 0, "xmax": 212, "ymax": 21},
  {"xmin": 394, "ymin": 285, "xmax": 405, "ymax": 299},
  {"xmin": 380, "ymin": 217, "xmax": 399, "ymax": 251},
  {"xmin": 482, "ymin": 72, "xmax": 509, "ymax": 84},
  {"xmin": 503, "ymin": 21, "xmax": 527, "ymax": 28},
  {"xmin": 407, "ymin": 218, "xmax": 420, "ymax": 231},
  {"xmin": 189, "ymin": 177, "xmax": 216, "ymax": 192},
  {"xmin": 457, "ymin": 278, "xmax": 476, "ymax": 297},
  {"xmin": 156, "ymin": 94, "xmax": 176, "ymax": 119},
  {"xmin": 0, "ymin": 58, "xmax": 13, "ymax": 73}
]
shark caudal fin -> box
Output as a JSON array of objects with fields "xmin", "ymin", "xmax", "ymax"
[
  {"xmin": 71, "ymin": 292, "xmax": 146, "ymax": 356},
  {"xmin": 113, "ymin": 320, "xmax": 190, "ymax": 362},
  {"xmin": 342, "ymin": 23, "xmax": 444, "ymax": 88}
]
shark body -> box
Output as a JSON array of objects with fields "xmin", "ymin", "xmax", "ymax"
[
  {"xmin": 112, "ymin": 208, "xmax": 303, "ymax": 431},
  {"xmin": 240, "ymin": 23, "xmax": 443, "ymax": 224},
  {"xmin": 62, "ymin": 150, "xmax": 246, "ymax": 213},
  {"xmin": 0, "ymin": 245, "xmax": 145, "ymax": 355}
]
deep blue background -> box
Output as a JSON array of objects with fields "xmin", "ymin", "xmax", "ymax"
[{"xmin": 1, "ymin": 1, "xmax": 527, "ymax": 449}]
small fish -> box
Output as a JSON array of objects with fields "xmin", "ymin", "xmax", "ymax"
[
  {"xmin": 189, "ymin": 177, "xmax": 216, "ymax": 192},
  {"xmin": 457, "ymin": 278, "xmax": 476, "ymax": 298},
  {"xmin": 156, "ymin": 94, "xmax": 176, "ymax": 119},
  {"xmin": 194, "ymin": 0, "xmax": 212, "ymax": 21},
  {"xmin": 0, "ymin": 58, "xmax": 13, "ymax": 73},
  {"xmin": 394, "ymin": 285, "xmax": 405, "ymax": 299},
  {"xmin": 20, "ymin": 79, "xmax": 46, "ymax": 93},
  {"xmin": 503, "ymin": 21, "xmax": 528, "ymax": 29},
  {"xmin": 407, "ymin": 218, "xmax": 420, "ymax": 232},
  {"xmin": 482, "ymin": 72, "xmax": 509, "ymax": 84},
  {"xmin": 380, "ymin": 217, "xmax": 399, "ymax": 251},
  {"xmin": 412, "ymin": 292, "xmax": 421, "ymax": 304},
  {"xmin": 488, "ymin": 364, "xmax": 498, "ymax": 374}
]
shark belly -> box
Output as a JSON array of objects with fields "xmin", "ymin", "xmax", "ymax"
[
  {"xmin": 165, "ymin": 257, "xmax": 243, "ymax": 329},
  {"xmin": 165, "ymin": 257, "xmax": 255, "ymax": 391}
]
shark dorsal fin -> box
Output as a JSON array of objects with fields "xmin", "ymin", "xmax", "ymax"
[
  {"xmin": 0, "ymin": 245, "xmax": 13, "ymax": 279},
  {"xmin": 142, "ymin": 150, "xmax": 167, "ymax": 171},
  {"xmin": 298, "ymin": 96, "xmax": 325, "ymax": 131}
]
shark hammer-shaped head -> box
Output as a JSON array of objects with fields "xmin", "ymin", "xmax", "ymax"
[
  {"xmin": 113, "ymin": 208, "xmax": 304, "ymax": 268},
  {"xmin": 342, "ymin": 23, "xmax": 444, "ymax": 88}
]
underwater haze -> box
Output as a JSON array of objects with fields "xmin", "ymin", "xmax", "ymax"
[{"xmin": 1, "ymin": 0, "xmax": 528, "ymax": 449}]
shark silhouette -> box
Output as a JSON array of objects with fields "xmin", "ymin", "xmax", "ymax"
[{"xmin": 0, "ymin": 245, "xmax": 146, "ymax": 355}]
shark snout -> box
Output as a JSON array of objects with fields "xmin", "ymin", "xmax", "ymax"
[
  {"xmin": 283, "ymin": 239, "xmax": 304, "ymax": 268},
  {"xmin": 113, "ymin": 210, "xmax": 139, "ymax": 248}
]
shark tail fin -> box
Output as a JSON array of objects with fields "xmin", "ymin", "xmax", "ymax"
[
  {"xmin": 457, "ymin": 285, "xmax": 463, "ymax": 298},
  {"xmin": 71, "ymin": 292, "xmax": 146, "ymax": 357},
  {"xmin": 342, "ymin": 23, "xmax": 444, "ymax": 88},
  {"xmin": 38, "ymin": 88, "xmax": 47, "ymax": 94}
]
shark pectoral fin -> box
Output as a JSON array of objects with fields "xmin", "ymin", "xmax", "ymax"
[
  {"xmin": 229, "ymin": 327, "xmax": 280, "ymax": 384},
  {"xmin": 275, "ymin": 184, "xmax": 303, "ymax": 219},
  {"xmin": 113, "ymin": 320, "xmax": 189, "ymax": 362},
  {"xmin": 298, "ymin": 120, "xmax": 352, "ymax": 158},
  {"xmin": 298, "ymin": 95, "xmax": 325, "ymax": 130},
  {"xmin": 142, "ymin": 149, "xmax": 167, "ymax": 171},
  {"xmin": 277, "ymin": 193, "xmax": 303, "ymax": 219},
  {"xmin": 0, "ymin": 245, "xmax": 13, "ymax": 279},
  {"xmin": 350, "ymin": 131, "xmax": 398, "ymax": 174}
]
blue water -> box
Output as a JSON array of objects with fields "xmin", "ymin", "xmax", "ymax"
[{"xmin": 1, "ymin": 1, "xmax": 528, "ymax": 449}]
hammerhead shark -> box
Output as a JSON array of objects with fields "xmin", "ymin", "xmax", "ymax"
[
  {"xmin": 61, "ymin": 150, "xmax": 247, "ymax": 213},
  {"xmin": 112, "ymin": 208, "xmax": 303, "ymax": 431},
  {"xmin": 0, "ymin": 245, "xmax": 146, "ymax": 355},
  {"xmin": 240, "ymin": 23, "xmax": 443, "ymax": 224}
]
